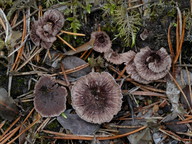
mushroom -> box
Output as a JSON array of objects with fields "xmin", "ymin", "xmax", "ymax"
[
  {"xmin": 91, "ymin": 31, "xmax": 112, "ymax": 53},
  {"xmin": 104, "ymin": 49, "xmax": 136, "ymax": 65},
  {"xmin": 42, "ymin": 9, "xmax": 65, "ymax": 36},
  {"xmin": 71, "ymin": 72, "xmax": 122, "ymax": 124},
  {"xmin": 34, "ymin": 76, "xmax": 67, "ymax": 117},
  {"xmin": 30, "ymin": 9, "xmax": 64, "ymax": 49},
  {"xmin": 125, "ymin": 58, "xmax": 150, "ymax": 84},
  {"xmin": 134, "ymin": 46, "xmax": 172, "ymax": 81}
]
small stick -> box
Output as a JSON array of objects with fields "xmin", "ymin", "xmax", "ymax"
[
  {"xmin": 43, "ymin": 125, "xmax": 147, "ymax": 140},
  {"xmin": 159, "ymin": 128, "xmax": 182, "ymax": 142},
  {"xmin": 84, "ymin": 49, "xmax": 93, "ymax": 60},
  {"xmin": 57, "ymin": 35, "xmax": 76, "ymax": 51},
  {"xmin": 0, "ymin": 120, "xmax": 6, "ymax": 130},
  {"xmin": 174, "ymin": 16, "xmax": 186, "ymax": 64},
  {"xmin": 0, "ymin": 116, "xmax": 21, "ymax": 140},
  {"xmin": 61, "ymin": 63, "xmax": 70, "ymax": 86},
  {"xmin": 38, "ymin": 5, "xmax": 43, "ymax": 18},
  {"xmin": 11, "ymin": 12, "xmax": 18, "ymax": 26},
  {"xmin": 7, "ymin": 114, "xmax": 41, "ymax": 144},
  {"xmin": 61, "ymin": 30, "xmax": 85, "ymax": 36},
  {"xmin": 117, "ymin": 66, "xmax": 127, "ymax": 79},
  {"xmin": 11, "ymin": 12, "xmax": 27, "ymax": 71},
  {"xmin": 52, "ymin": 63, "xmax": 89, "ymax": 76},
  {"xmin": 167, "ymin": 24, "xmax": 174, "ymax": 59},
  {"xmin": 16, "ymin": 47, "xmax": 43, "ymax": 71},
  {"xmin": 80, "ymin": 50, "xmax": 88, "ymax": 59},
  {"xmin": 168, "ymin": 72, "xmax": 191, "ymax": 110},
  {"xmin": 0, "ymin": 126, "xmax": 20, "ymax": 144}
]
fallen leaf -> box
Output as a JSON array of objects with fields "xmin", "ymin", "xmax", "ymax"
[
  {"xmin": 0, "ymin": 88, "xmax": 19, "ymax": 121},
  {"xmin": 57, "ymin": 113, "xmax": 100, "ymax": 135}
]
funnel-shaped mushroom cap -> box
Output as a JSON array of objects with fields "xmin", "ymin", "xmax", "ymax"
[
  {"xmin": 34, "ymin": 76, "xmax": 67, "ymax": 117},
  {"xmin": 126, "ymin": 62, "xmax": 150, "ymax": 84},
  {"xmin": 91, "ymin": 31, "xmax": 112, "ymax": 53},
  {"xmin": 30, "ymin": 9, "xmax": 64, "ymax": 49},
  {"xmin": 42, "ymin": 9, "xmax": 65, "ymax": 36},
  {"xmin": 134, "ymin": 47, "xmax": 172, "ymax": 81},
  {"xmin": 104, "ymin": 49, "xmax": 136, "ymax": 65},
  {"xmin": 71, "ymin": 72, "xmax": 122, "ymax": 124}
]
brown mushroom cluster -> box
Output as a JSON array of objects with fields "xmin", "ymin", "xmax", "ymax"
[
  {"xmin": 91, "ymin": 31, "xmax": 136, "ymax": 65},
  {"xmin": 71, "ymin": 72, "xmax": 122, "ymax": 124},
  {"xmin": 125, "ymin": 46, "xmax": 172, "ymax": 84},
  {"xmin": 34, "ymin": 75, "xmax": 67, "ymax": 117},
  {"xmin": 91, "ymin": 31, "xmax": 112, "ymax": 53},
  {"xmin": 30, "ymin": 9, "xmax": 64, "ymax": 49}
]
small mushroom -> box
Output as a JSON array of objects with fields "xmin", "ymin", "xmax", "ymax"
[
  {"xmin": 71, "ymin": 72, "xmax": 122, "ymax": 124},
  {"xmin": 30, "ymin": 9, "xmax": 64, "ymax": 49},
  {"xmin": 42, "ymin": 9, "xmax": 65, "ymax": 36},
  {"xmin": 125, "ymin": 51, "xmax": 150, "ymax": 84},
  {"xmin": 104, "ymin": 49, "xmax": 136, "ymax": 65},
  {"xmin": 134, "ymin": 46, "xmax": 172, "ymax": 81},
  {"xmin": 34, "ymin": 76, "xmax": 67, "ymax": 117},
  {"xmin": 91, "ymin": 31, "xmax": 112, "ymax": 53}
]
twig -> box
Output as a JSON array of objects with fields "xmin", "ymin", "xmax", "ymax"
[
  {"xmin": 80, "ymin": 50, "xmax": 88, "ymax": 59},
  {"xmin": 52, "ymin": 63, "xmax": 89, "ymax": 76},
  {"xmin": 57, "ymin": 35, "xmax": 76, "ymax": 51},
  {"xmin": 0, "ymin": 116, "xmax": 21, "ymax": 141},
  {"xmin": 117, "ymin": 66, "xmax": 127, "ymax": 79},
  {"xmin": 7, "ymin": 114, "xmax": 41, "ymax": 144},
  {"xmin": 167, "ymin": 24, "xmax": 174, "ymax": 59},
  {"xmin": 84, "ymin": 49, "xmax": 93, "ymax": 60},
  {"xmin": 11, "ymin": 11, "xmax": 27, "ymax": 71},
  {"xmin": 159, "ymin": 128, "xmax": 182, "ymax": 142},
  {"xmin": 0, "ymin": 121, "xmax": 6, "ymax": 130},
  {"xmin": 61, "ymin": 63, "xmax": 70, "ymax": 86},
  {"xmin": 61, "ymin": 30, "xmax": 85, "ymax": 36},
  {"xmin": 43, "ymin": 125, "xmax": 147, "ymax": 140},
  {"xmin": 168, "ymin": 72, "xmax": 191, "ymax": 110},
  {"xmin": 173, "ymin": 15, "xmax": 186, "ymax": 64},
  {"xmin": 16, "ymin": 47, "xmax": 43, "ymax": 71}
]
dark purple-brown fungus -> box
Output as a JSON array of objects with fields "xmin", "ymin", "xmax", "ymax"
[
  {"xmin": 34, "ymin": 76, "xmax": 67, "ymax": 117},
  {"xmin": 71, "ymin": 72, "xmax": 122, "ymax": 124},
  {"xmin": 30, "ymin": 9, "xmax": 64, "ymax": 49},
  {"xmin": 91, "ymin": 31, "xmax": 112, "ymax": 53}
]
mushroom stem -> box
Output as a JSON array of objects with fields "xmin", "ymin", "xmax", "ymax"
[
  {"xmin": 57, "ymin": 35, "xmax": 76, "ymax": 51},
  {"xmin": 60, "ymin": 30, "xmax": 85, "ymax": 36}
]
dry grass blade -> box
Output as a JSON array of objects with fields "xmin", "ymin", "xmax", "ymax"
[
  {"xmin": 61, "ymin": 30, "xmax": 85, "ymax": 36},
  {"xmin": 0, "ymin": 120, "xmax": 6, "ymax": 129},
  {"xmin": 168, "ymin": 72, "xmax": 191, "ymax": 110},
  {"xmin": 0, "ymin": 8, "xmax": 12, "ymax": 43},
  {"xmin": 43, "ymin": 125, "xmax": 147, "ymax": 140},
  {"xmin": 36, "ymin": 117, "xmax": 51, "ymax": 133},
  {"xmin": 57, "ymin": 35, "xmax": 76, "ymax": 51},
  {"xmin": 38, "ymin": 5, "xmax": 43, "ymax": 18},
  {"xmin": 167, "ymin": 24, "xmax": 174, "ymax": 59},
  {"xmin": 11, "ymin": 12, "xmax": 27, "ymax": 71},
  {"xmin": 52, "ymin": 63, "xmax": 89, "ymax": 76},
  {"xmin": 174, "ymin": 15, "xmax": 186, "ymax": 64},
  {"xmin": 61, "ymin": 63, "xmax": 70, "ymax": 86},
  {"xmin": 0, "ymin": 116, "xmax": 21, "ymax": 140},
  {"xmin": 16, "ymin": 47, "xmax": 43, "ymax": 71},
  {"xmin": 159, "ymin": 128, "xmax": 182, "ymax": 142},
  {"xmin": 127, "ymin": 90, "xmax": 166, "ymax": 98},
  {"xmin": 7, "ymin": 114, "xmax": 41, "ymax": 144},
  {"xmin": 84, "ymin": 49, "xmax": 93, "ymax": 60},
  {"xmin": 117, "ymin": 66, "xmax": 127, "ymax": 79},
  {"xmin": 0, "ymin": 126, "xmax": 20, "ymax": 144},
  {"xmin": 80, "ymin": 50, "xmax": 88, "ymax": 59}
]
